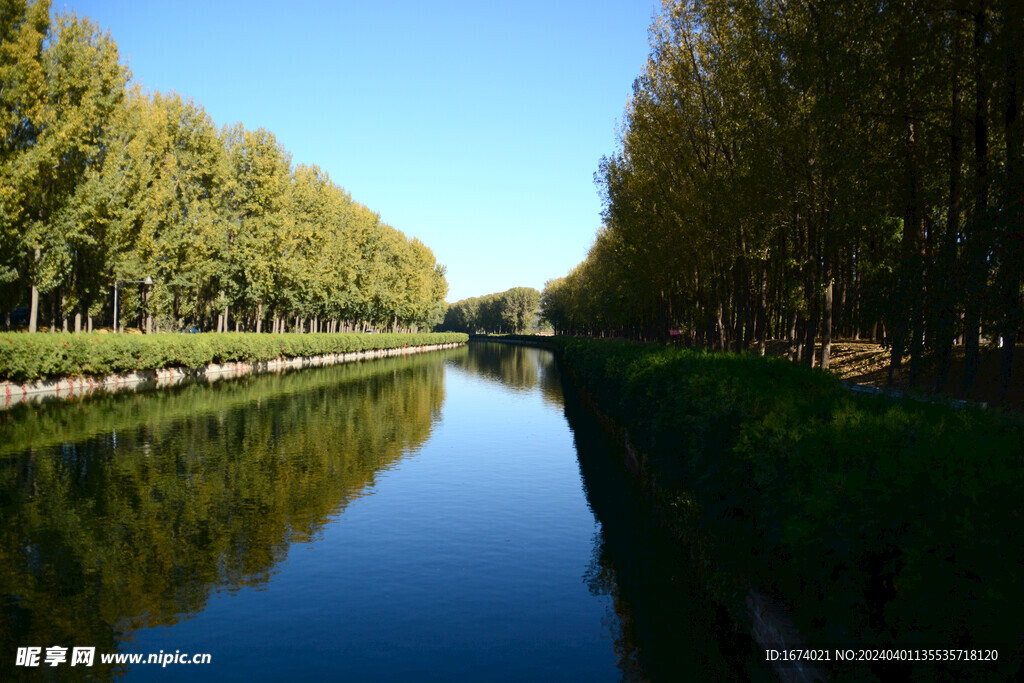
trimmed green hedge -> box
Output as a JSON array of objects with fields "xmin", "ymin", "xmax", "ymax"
[
  {"xmin": 0, "ymin": 332, "xmax": 468, "ymax": 382},
  {"xmin": 532, "ymin": 336, "xmax": 1024, "ymax": 674}
]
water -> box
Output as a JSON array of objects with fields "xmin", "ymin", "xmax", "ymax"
[{"xmin": 0, "ymin": 342, "xmax": 752, "ymax": 680}]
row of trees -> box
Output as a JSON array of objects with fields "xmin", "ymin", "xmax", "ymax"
[
  {"xmin": 440, "ymin": 287, "xmax": 541, "ymax": 334},
  {"xmin": 1, "ymin": 0, "xmax": 448, "ymax": 335},
  {"xmin": 542, "ymin": 0, "xmax": 1022, "ymax": 399}
]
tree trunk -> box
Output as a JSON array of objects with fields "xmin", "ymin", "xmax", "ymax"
[
  {"xmin": 29, "ymin": 248, "xmax": 40, "ymax": 333},
  {"xmin": 802, "ymin": 216, "xmax": 818, "ymax": 368},
  {"xmin": 733, "ymin": 232, "xmax": 746, "ymax": 352},
  {"xmin": 890, "ymin": 40, "xmax": 927, "ymax": 387},
  {"xmin": 822, "ymin": 198, "xmax": 835, "ymax": 371},
  {"xmin": 715, "ymin": 300, "xmax": 725, "ymax": 351},
  {"xmin": 803, "ymin": 308, "xmax": 818, "ymax": 368},
  {"xmin": 937, "ymin": 26, "xmax": 966, "ymax": 393},
  {"xmin": 757, "ymin": 259, "xmax": 768, "ymax": 356},
  {"xmin": 822, "ymin": 277, "xmax": 834, "ymax": 371},
  {"xmin": 788, "ymin": 311, "xmax": 799, "ymax": 362},
  {"xmin": 905, "ymin": 125, "xmax": 926, "ymax": 388},
  {"xmin": 964, "ymin": 5, "xmax": 990, "ymax": 395},
  {"xmin": 998, "ymin": 0, "xmax": 1022, "ymax": 403},
  {"xmin": 836, "ymin": 252, "xmax": 848, "ymax": 339}
]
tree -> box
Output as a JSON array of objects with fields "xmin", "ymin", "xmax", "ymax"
[
  {"xmin": 4, "ymin": 6, "xmax": 127, "ymax": 331},
  {"xmin": 0, "ymin": 2, "xmax": 448, "ymax": 335},
  {"xmin": 0, "ymin": 0, "xmax": 49, "ymax": 326},
  {"xmin": 223, "ymin": 124, "xmax": 290, "ymax": 332},
  {"xmin": 554, "ymin": 0, "xmax": 1019, "ymax": 400}
]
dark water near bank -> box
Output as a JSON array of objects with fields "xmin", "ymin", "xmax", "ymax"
[{"xmin": 0, "ymin": 342, "xmax": 758, "ymax": 680}]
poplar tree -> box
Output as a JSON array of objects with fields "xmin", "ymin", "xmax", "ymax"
[
  {"xmin": 1, "ymin": 2, "xmax": 449, "ymax": 334},
  {"xmin": 0, "ymin": 0, "xmax": 48, "ymax": 324},
  {"xmin": 548, "ymin": 0, "xmax": 1021, "ymax": 400},
  {"xmin": 4, "ymin": 7, "xmax": 126, "ymax": 331}
]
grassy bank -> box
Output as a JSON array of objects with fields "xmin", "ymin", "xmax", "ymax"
[
  {"xmin": 519, "ymin": 335, "xmax": 1023, "ymax": 678},
  {"xmin": 0, "ymin": 332, "xmax": 468, "ymax": 382}
]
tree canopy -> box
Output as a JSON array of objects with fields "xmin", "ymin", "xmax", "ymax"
[
  {"xmin": 542, "ymin": 0, "xmax": 1022, "ymax": 400},
  {"xmin": 0, "ymin": 0, "xmax": 448, "ymax": 335}
]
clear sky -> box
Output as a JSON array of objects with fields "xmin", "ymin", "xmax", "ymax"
[{"xmin": 59, "ymin": 0, "xmax": 657, "ymax": 303}]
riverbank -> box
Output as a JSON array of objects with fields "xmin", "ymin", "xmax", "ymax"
[
  {"xmin": 0, "ymin": 332, "xmax": 467, "ymax": 407},
  {"xmin": 491, "ymin": 335, "xmax": 1024, "ymax": 680}
]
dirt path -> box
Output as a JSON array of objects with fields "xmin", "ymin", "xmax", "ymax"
[{"xmin": 765, "ymin": 340, "xmax": 1024, "ymax": 412}]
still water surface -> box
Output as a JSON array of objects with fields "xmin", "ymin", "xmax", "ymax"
[{"xmin": 1, "ymin": 342, "xmax": 746, "ymax": 680}]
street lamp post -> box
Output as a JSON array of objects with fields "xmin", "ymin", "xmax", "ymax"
[{"xmin": 114, "ymin": 276, "xmax": 153, "ymax": 333}]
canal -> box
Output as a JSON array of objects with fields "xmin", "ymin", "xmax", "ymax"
[{"xmin": 1, "ymin": 341, "xmax": 759, "ymax": 680}]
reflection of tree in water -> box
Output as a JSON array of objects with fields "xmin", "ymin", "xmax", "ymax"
[
  {"xmin": 447, "ymin": 342, "xmax": 563, "ymax": 406},
  {"xmin": 564, "ymin": 385, "xmax": 763, "ymax": 682},
  {"xmin": 0, "ymin": 353, "xmax": 448, "ymax": 679}
]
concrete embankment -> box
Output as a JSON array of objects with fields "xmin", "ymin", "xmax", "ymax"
[{"xmin": 0, "ymin": 341, "xmax": 464, "ymax": 409}]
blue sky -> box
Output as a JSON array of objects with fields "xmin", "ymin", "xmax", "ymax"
[{"xmin": 60, "ymin": 0, "xmax": 657, "ymax": 302}]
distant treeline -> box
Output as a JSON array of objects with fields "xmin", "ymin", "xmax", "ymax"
[
  {"xmin": 439, "ymin": 287, "xmax": 541, "ymax": 334},
  {"xmin": 542, "ymin": 0, "xmax": 1022, "ymax": 399},
  {"xmin": 1, "ymin": 1, "xmax": 447, "ymax": 335}
]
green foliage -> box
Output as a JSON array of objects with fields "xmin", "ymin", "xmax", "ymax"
[
  {"xmin": 549, "ymin": 337, "xmax": 1024, "ymax": 667},
  {"xmin": 0, "ymin": 0, "xmax": 48, "ymax": 287},
  {"xmin": 1, "ymin": 3, "xmax": 129, "ymax": 331},
  {"xmin": 552, "ymin": 0, "xmax": 1023, "ymax": 400},
  {"xmin": 0, "ymin": 332, "xmax": 467, "ymax": 381},
  {"xmin": 441, "ymin": 287, "xmax": 541, "ymax": 334},
  {"xmin": 0, "ymin": 2, "xmax": 449, "ymax": 335}
]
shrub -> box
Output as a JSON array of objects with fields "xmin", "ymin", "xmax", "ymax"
[{"xmin": 0, "ymin": 332, "xmax": 468, "ymax": 382}]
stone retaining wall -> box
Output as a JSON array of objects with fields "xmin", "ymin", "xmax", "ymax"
[{"xmin": 1, "ymin": 342, "xmax": 464, "ymax": 409}]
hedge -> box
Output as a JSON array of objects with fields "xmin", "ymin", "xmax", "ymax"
[{"xmin": 0, "ymin": 332, "xmax": 468, "ymax": 382}]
